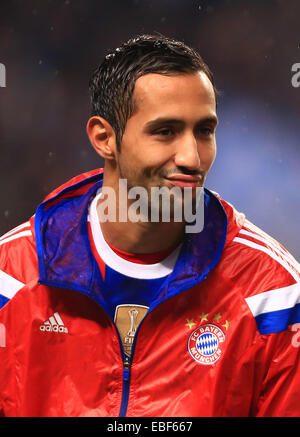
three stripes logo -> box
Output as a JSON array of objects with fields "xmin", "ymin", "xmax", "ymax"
[{"xmin": 39, "ymin": 312, "xmax": 68, "ymax": 334}]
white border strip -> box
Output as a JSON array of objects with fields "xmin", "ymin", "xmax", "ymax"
[
  {"xmin": 240, "ymin": 228, "xmax": 300, "ymax": 273},
  {"xmin": 0, "ymin": 222, "xmax": 31, "ymax": 241},
  {"xmin": 0, "ymin": 230, "xmax": 32, "ymax": 247},
  {"xmin": 233, "ymin": 237, "xmax": 299, "ymax": 283},
  {"xmin": 245, "ymin": 283, "xmax": 300, "ymax": 317},
  {"xmin": 0, "ymin": 269, "xmax": 25, "ymax": 299},
  {"xmin": 89, "ymin": 190, "xmax": 181, "ymax": 279}
]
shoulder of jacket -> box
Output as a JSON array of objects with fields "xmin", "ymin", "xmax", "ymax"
[
  {"xmin": 228, "ymin": 218, "xmax": 299, "ymax": 285},
  {"xmin": 0, "ymin": 216, "xmax": 38, "ymax": 309},
  {"xmin": 206, "ymin": 191, "xmax": 299, "ymax": 292},
  {"xmin": 209, "ymin": 190, "xmax": 246, "ymax": 244},
  {"xmin": 221, "ymin": 218, "xmax": 300, "ymax": 335},
  {"xmin": 42, "ymin": 168, "xmax": 104, "ymax": 202}
]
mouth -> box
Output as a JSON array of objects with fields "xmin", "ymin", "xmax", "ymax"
[{"xmin": 165, "ymin": 174, "xmax": 203, "ymax": 188}]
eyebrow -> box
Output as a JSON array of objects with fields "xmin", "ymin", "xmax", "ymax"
[{"xmin": 144, "ymin": 115, "xmax": 218, "ymax": 130}]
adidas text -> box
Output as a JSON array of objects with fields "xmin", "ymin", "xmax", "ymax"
[
  {"xmin": 39, "ymin": 324, "xmax": 68, "ymax": 333},
  {"xmin": 39, "ymin": 312, "xmax": 68, "ymax": 334}
]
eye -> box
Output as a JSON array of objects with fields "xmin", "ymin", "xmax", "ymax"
[
  {"xmin": 154, "ymin": 127, "xmax": 174, "ymax": 136},
  {"xmin": 198, "ymin": 126, "xmax": 214, "ymax": 136}
]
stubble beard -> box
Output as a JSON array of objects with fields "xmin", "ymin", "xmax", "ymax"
[{"xmin": 117, "ymin": 162, "xmax": 202, "ymax": 224}]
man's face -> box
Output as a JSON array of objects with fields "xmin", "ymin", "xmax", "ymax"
[{"xmin": 115, "ymin": 71, "xmax": 218, "ymax": 217}]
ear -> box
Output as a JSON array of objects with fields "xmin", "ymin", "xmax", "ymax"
[{"xmin": 86, "ymin": 116, "xmax": 117, "ymax": 160}]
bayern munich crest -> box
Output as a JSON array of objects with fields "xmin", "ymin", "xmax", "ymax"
[{"xmin": 188, "ymin": 323, "xmax": 226, "ymax": 365}]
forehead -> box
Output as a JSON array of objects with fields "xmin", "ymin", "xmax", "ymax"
[{"xmin": 132, "ymin": 71, "xmax": 216, "ymax": 116}]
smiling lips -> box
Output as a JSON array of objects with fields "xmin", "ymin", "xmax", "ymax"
[{"xmin": 165, "ymin": 174, "xmax": 203, "ymax": 188}]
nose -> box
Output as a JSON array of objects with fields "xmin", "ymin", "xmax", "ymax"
[{"xmin": 174, "ymin": 134, "xmax": 200, "ymax": 171}]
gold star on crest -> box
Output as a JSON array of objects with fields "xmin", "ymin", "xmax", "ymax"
[
  {"xmin": 185, "ymin": 318, "xmax": 196, "ymax": 329},
  {"xmin": 199, "ymin": 312, "xmax": 209, "ymax": 323},
  {"xmin": 213, "ymin": 313, "xmax": 222, "ymax": 322},
  {"xmin": 222, "ymin": 320, "xmax": 230, "ymax": 330}
]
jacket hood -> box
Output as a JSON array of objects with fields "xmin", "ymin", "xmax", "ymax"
[{"xmin": 35, "ymin": 169, "xmax": 244, "ymax": 314}]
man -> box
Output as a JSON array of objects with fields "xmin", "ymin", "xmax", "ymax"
[{"xmin": 0, "ymin": 34, "xmax": 299, "ymax": 417}]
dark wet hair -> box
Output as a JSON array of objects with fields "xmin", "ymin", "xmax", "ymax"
[{"xmin": 89, "ymin": 34, "xmax": 217, "ymax": 150}]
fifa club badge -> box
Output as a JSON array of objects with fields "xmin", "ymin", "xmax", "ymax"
[{"xmin": 188, "ymin": 323, "xmax": 226, "ymax": 365}]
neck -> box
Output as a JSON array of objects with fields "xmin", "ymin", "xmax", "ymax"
[
  {"xmin": 97, "ymin": 175, "xmax": 185, "ymax": 253},
  {"xmin": 98, "ymin": 216, "xmax": 185, "ymax": 254}
]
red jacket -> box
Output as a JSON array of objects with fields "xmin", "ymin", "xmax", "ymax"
[{"xmin": 0, "ymin": 169, "xmax": 299, "ymax": 417}]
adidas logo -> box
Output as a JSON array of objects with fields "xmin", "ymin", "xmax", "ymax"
[{"xmin": 39, "ymin": 312, "xmax": 68, "ymax": 333}]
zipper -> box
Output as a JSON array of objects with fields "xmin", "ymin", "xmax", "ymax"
[
  {"xmin": 38, "ymin": 279, "xmax": 133, "ymax": 417},
  {"xmin": 119, "ymin": 355, "xmax": 131, "ymax": 417},
  {"xmin": 39, "ymin": 275, "xmax": 205, "ymax": 417},
  {"xmin": 117, "ymin": 307, "xmax": 153, "ymax": 417}
]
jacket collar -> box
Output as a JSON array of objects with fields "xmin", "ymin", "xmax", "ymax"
[{"xmin": 35, "ymin": 170, "xmax": 228, "ymax": 311}]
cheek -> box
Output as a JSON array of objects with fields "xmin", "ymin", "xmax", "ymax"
[
  {"xmin": 120, "ymin": 135, "xmax": 171, "ymax": 174},
  {"xmin": 117, "ymin": 145, "xmax": 150, "ymax": 183},
  {"xmin": 199, "ymin": 143, "xmax": 217, "ymax": 170}
]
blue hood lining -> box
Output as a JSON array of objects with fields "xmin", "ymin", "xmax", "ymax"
[{"xmin": 35, "ymin": 173, "xmax": 228, "ymax": 314}]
